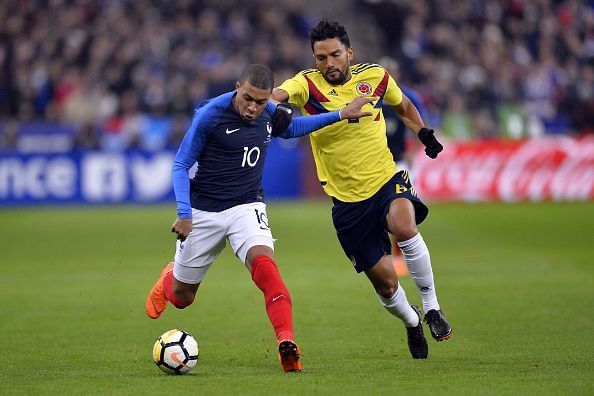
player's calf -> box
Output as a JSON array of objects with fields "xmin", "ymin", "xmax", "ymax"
[
  {"xmin": 251, "ymin": 255, "xmax": 295, "ymax": 342},
  {"xmin": 146, "ymin": 262, "xmax": 196, "ymax": 319}
]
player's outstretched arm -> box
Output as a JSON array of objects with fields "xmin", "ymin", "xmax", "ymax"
[
  {"xmin": 339, "ymin": 96, "xmax": 376, "ymax": 119},
  {"xmin": 395, "ymin": 94, "xmax": 443, "ymax": 159},
  {"xmin": 271, "ymin": 89, "xmax": 290, "ymax": 103},
  {"xmin": 277, "ymin": 96, "xmax": 376, "ymax": 139}
]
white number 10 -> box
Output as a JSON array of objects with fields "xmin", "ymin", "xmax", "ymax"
[{"xmin": 242, "ymin": 146, "xmax": 260, "ymax": 167}]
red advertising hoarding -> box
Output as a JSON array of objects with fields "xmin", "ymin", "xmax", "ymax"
[{"xmin": 413, "ymin": 136, "xmax": 594, "ymax": 202}]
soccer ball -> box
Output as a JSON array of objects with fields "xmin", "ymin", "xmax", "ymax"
[{"xmin": 152, "ymin": 329, "xmax": 199, "ymax": 375}]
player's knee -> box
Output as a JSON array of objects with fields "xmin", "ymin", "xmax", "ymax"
[
  {"xmin": 251, "ymin": 254, "xmax": 277, "ymax": 278},
  {"xmin": 388, "ymin": 199, "xmax": 418, "ymax": 240},
  {"xmin": 247, "ymin": 247, "xmax": 274, "ymax": 268},
  {"xmin": 171, "ymin": 287, "xmax": 195, "ymax": 309},
  {"xmin": 172, "ymin": 294, "xmax": 194, "ymax": 309},
  {"xmin": 375, "ymin": 281, "xmax": 398, "ymax": 299},
  {"xmin": 376, "ymin": 286, "xmax": 397, "ymax": 299},
  {"xmin": 393, "ymin": 224, "xmax": 418, "ymax": 242}
]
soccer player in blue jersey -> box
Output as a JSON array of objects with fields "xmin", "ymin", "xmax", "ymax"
[
  {"xmin": 272, "ymin": 20, "xmax": 451, "ymax": 359},
  {"xmin": 145, "ymin": 64, "xmax": 374, "ymax": 372}
]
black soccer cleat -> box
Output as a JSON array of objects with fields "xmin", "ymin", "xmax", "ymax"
[
  {"xmin": 406, "ymin": 305, "xmax": 428, "ymax": 359},
  {"xmin": 278, "ymin": 340, "xmax": 302, "ymax": 372},
  {"xmin": 424, "ymin": 309, "xmax": 452, "ymax": 341}
]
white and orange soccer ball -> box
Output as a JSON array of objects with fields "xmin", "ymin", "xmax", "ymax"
[{"xmin": 152, "ymin": 329, "xmax": 199, "ymax": 375}]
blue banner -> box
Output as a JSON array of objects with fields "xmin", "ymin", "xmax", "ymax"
[{"xmin": 0, "ymin": 140, "xmax": 303, "ymax": 206}]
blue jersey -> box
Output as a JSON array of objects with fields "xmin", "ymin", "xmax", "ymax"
[{"xmin": 172, "ymin": 91, "xmax": 341, "ymax": 216}]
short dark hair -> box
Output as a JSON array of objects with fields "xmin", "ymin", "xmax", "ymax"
[
  {"xmin": 238, "ymin": 64, "xmax": 274, "ymax": 90},
  {"xmin": 309, "ymin": 20, "xmax": 351, "ymax": 51}
]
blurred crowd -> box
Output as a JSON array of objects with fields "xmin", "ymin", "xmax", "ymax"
[
  {"xmin": 362, "ymin": 0, "xmax": 594, "ymax": 139},
  {"xmin": 0, "ymin": 0, "xmax": 592, "ymax": 152},
  {"xmin": 0, "ymin": 0, "xmax": 313, "ymax": 151}
]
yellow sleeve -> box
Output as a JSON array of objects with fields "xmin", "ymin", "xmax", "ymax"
[
  {"xmin": 383, "ymin": 74, "xmax": 403, "ymax": 106},
  {"xmin": 276, "ymin": 73, "xmax": 309, "ymax": 107}
]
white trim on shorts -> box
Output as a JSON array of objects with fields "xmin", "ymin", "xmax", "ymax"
[{"xmin": 173, "ymin": 202, "xmax": 275, "ymax": 284}]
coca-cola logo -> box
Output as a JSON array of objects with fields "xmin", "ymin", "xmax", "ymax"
[{"xmin": 413, "ymin": 136, "xmax": 594, "ymax": 202}]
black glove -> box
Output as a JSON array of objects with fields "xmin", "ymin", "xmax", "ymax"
[
  {"xmin": 418, "ymin": 127, "xmax": 443, "ymax": 159},
  {"xmin": 271, "ymin": 103, "xmax": 293, "ymax": 137}
]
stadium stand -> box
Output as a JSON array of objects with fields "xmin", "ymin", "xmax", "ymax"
[
  {"xmin": 359, "ymin": 0, "xmax": 594, "ymax": 138},
  {"xmin": 0, "ymin": 0, "xmax": 592, "ymax": 152},
  {"xmin": 0, "ymin": 0, "xmax": 315, "ymax": 151}
]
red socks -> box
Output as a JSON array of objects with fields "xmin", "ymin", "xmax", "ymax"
[
  {"xmin": 161, "ymin": 256, "xmax": 294, "ymax": 343},
  {"xmin": 162, "ymin": 270, "xmax": 192, "ymax": 309},
  {"xmin": 251, "ymin": 255, "xmax": 294, "ymax": 342}
]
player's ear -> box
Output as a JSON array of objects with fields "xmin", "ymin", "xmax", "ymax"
[
  {"xmin": 235, "ymin": 81, "xmax": 241, "ymax": 91},
  {"xmin": 347, "ymin": 47, "xmax": 353, "ymax": 62}
]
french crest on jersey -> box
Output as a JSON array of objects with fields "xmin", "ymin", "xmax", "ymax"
[{"xmin": 265, "ymin": 122, "xmax": 272, "ymax": 143}]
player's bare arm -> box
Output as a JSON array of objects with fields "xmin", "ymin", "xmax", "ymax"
[
  {"xmin": 393, "ymin": 94, "xmax": 425, "ymax": 133},
  {"xmin": 394, "ymin": 94, "xmax": 443, "ymax": 159},
  {"xmin": 271, "ymin": 90, "xmax": 375, "ymax": 120},
  {"xmin": 271, "ymin": 88, "xmax": 289, "ymax": 103},
  {"xmin": 171, "ymin": 218, "xmax": 192, "ymax": 241}
]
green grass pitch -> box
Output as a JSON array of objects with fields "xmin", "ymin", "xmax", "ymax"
[{"xmin": 0, "ymin": 201, "xmax": 592, "ymax": 395}]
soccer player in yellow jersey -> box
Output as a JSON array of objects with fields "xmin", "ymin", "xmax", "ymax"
[{"xmin": 272, "ymin": 20, "xmax": 451, "ymax": 359}]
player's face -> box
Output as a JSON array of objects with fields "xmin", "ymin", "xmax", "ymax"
[
  {"xmin": 313, "ymin": 38, "xmax": 353, "ymax": 85},
  {"xmin": 233, "ymin": 81, "xmax": 271, "ymax": 121}
]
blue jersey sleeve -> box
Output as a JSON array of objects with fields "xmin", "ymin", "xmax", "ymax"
[
  {"xmin": 265, "ymin": 101, "xmax": 277, "ymax": 114},
  {"xmin": 172, "ymin": 110, "xmax": 212, "ymax": 218},
  {"xmin": 277, "ymin": 110, "xmax": 341, "ymax": 139}
]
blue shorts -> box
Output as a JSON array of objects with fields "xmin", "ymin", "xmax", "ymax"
[{"xmin": 331, "ymin": 170, "xmax": 428, "ymax": 273}]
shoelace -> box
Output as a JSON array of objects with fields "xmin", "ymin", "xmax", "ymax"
[{"xmin": 425, "ymin": 310, "xmax": 440, "ymax": 325}]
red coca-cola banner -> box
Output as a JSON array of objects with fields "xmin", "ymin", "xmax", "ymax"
[{"xmin": 413, "ymin": 136, "xmax": 594, "ymax": 202}]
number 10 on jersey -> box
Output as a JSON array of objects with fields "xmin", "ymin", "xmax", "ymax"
[{"xmin": 242, "ymin": 146, "xmax": 260, "ymax": 167}]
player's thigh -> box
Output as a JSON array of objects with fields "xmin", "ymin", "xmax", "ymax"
[
  {"xmin": 332, "ymin": 199, "xmax": 391, "ymax": 273},
  {"xmin": 226, "ymin": 202, "xmax": 275, "ymax": 268},
  {"xmin": 173, "ymin": 208, "xmax": 227, "ymax": 284},
  {"xmin": 381, "ymin": 170, "xmax": 429, "ymax": 233},
  {"xmin": 386, "ymin": 198, "xmax": 417, "ymax": 239}
]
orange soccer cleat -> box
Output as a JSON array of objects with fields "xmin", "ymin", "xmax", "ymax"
[
  {"xmin": 278, "ymin": 340, "xmax": 302, "ymax": 372},
  {"xmin": 145, "ymin": 262, "xmax": 174, "ymax": 319}
]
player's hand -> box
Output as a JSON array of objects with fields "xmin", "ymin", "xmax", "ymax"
[
  {"xmin": 339, "ymin": 96, "xmax": 377, "ymax": 120},
  {"xmin": 271, "ymin": 103, "xmax": 293, "ymax": 136},
  {"xmin": 171, "ymin": 218, "xmax": 192, "ymax": 242},
  {"xmin": 418, "ymin": 127, "xmax": 443, "ymax": 159}
]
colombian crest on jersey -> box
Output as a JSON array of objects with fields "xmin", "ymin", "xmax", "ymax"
[{"xmin": 356, "ymin": 81, "xmax": 372, "ymax": 95}]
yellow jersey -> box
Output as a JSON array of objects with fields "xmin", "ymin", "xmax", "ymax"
[{"xmin": 277, "ymin": 63, "xmax": 403, "ymax": 202}]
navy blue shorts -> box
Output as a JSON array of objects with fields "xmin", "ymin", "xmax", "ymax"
[{"xmin": 331, "ymin": 170, "xmax": 428, "ymax": 273}]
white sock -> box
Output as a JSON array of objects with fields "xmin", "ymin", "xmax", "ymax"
[
  {"xmin": 398, "ymin": 233, "xmax": 440, "ymax": 313},
  {"xmin": 377, "ymin": 284, "xmax": 419, "ymax": 327}
]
